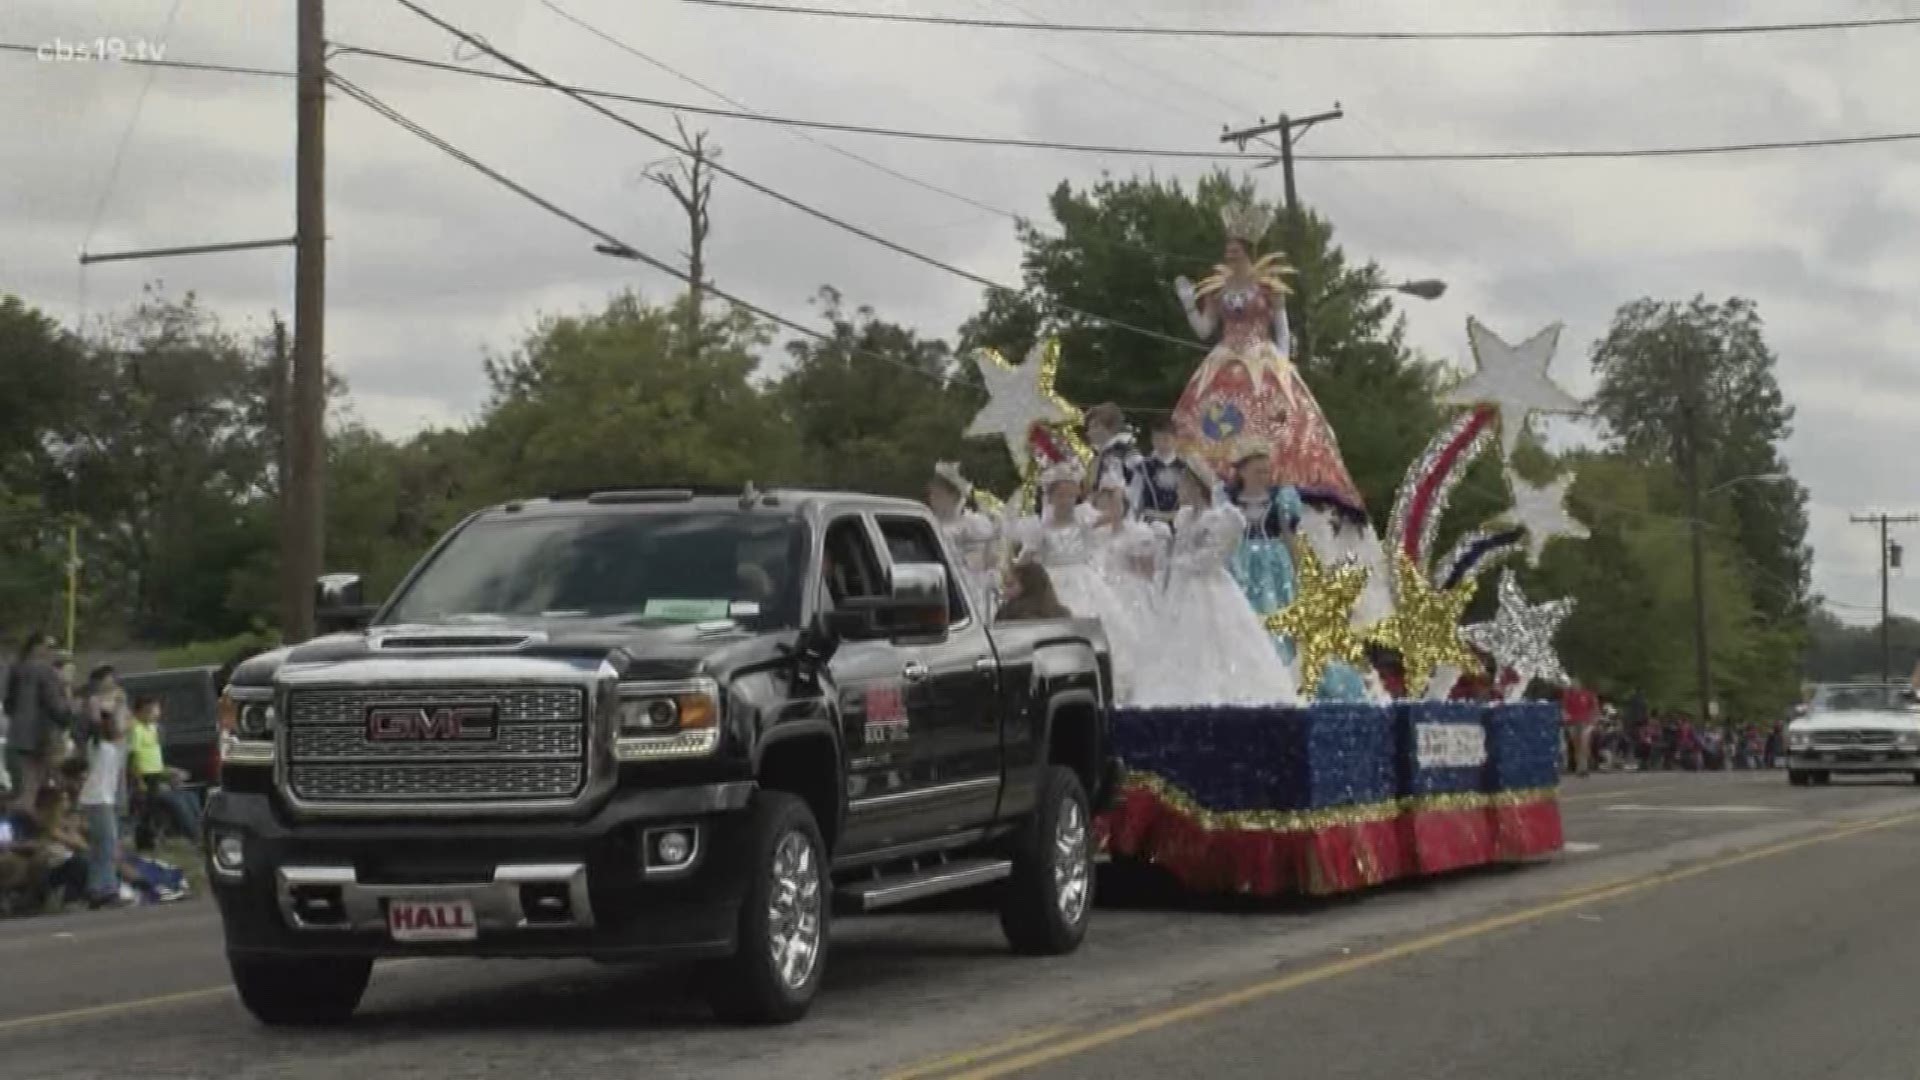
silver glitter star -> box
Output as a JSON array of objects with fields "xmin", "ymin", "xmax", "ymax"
[
  {"xmin": 1443, "ymin": 318, "xmax": 1584, "ymax": 459},
  {"xmin": 965, "ymin": 340, "xmax": 1079, "ymax": 469},
  {"xmin": 1503, "ymin": 469, "xmax": 1589, "ymax": 564},
  {"xmin": 1462, "ymin": 570, "xmax": 1575, "ymax": 688}
]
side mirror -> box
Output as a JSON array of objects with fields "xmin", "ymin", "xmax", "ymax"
[
  {"xmin": 315, "ymin": 573, "xmax": 376, "ymax": 634},
  {"xmin": 868, "ymin": 562, "xmax": 951, "ymax": 639},
  {"xmin": 817, "ymin": 563, "xmax": 951, "ymax": 643}
]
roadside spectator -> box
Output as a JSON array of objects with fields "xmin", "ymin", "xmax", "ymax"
[
  {"xmin": 8, "ymin": 783, "xmax": 91, "ymax": 908},
  {"xmin": 4, "ymin": 632, "xmax": 76, "ymax": 812},
  {"xmin": 1563, "ymin": 684, "xmax": 1599, "ymax": 777},
  {"xmin": 77, "ymin": 702, "xmax": 133, "ymax": 909},
  {"xmin": 129, "ymin": 696, "xmax": 200, "ymax": 848}
]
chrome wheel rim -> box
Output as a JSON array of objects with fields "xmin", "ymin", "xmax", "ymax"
[
  {"xmin": 1052, "ymin": 796, "xmax": 1090, "ymax": 926},
  {"xmin": 767, "ymin": 829, "xmax": 823, "ymax": 991}
]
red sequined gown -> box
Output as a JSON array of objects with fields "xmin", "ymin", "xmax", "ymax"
[{"xmin": 1171, "ymin": 276, "xmax": 1366, "ymax": 516}]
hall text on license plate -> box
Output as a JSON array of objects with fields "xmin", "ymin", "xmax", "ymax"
[{"xmin": 388, "ymin": 899, "xmax": 477, "ymax": 942}]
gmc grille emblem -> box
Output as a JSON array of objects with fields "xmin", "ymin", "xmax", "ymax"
[{"xmin": 365, "ymin": 704, "xmax": 500, "ymax": 742}]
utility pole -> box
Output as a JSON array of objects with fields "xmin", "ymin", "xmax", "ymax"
[
  {"xmin": 1851, "ymin": 511, "xmax": 1919, "ymax": 685},
  {"xmin": 1221, "ymin": 105, "xmax": 1343, "ymax": 365},
  {"xmin": 65, "ymin": 519, "xmax": 79, "ymax": 655},
  {"xmin": 284, "ymin": 0, "xmax": 327, "ymax": 644},
  {"xmin": 268, "ymin": 314, "xmax": 293, "ymax": 625},
  {"xmin": 1676, "ymin": 342, "xmax": 1714, "ymax": 733},
  {"xmin": 644, "ymin": 118, "xmax": 718, "ymax": 359}
]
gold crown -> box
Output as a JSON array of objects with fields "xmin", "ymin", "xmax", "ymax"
[{"xmin": 1219, "ymin": 201, "xmax": 1274, "ymax": 244}]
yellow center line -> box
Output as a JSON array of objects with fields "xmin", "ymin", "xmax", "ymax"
[
  {"xmin": 0, "ymin": 985, "xmax": 230, "ymax": 1034},
  {"xmin": 919, "ymin": 808, "xmax": 1920, "ymax": 1080},
  {"xmin": 0, "ymin": 958, "xmax": 432, "ymax": 1035},
  {"xmin": 885, "ymin": 1027, "xmax": 1068, "ymax": 1080}
]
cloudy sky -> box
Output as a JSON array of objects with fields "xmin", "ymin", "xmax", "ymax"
[{"xmin": 6, "ymin": 0, "xmax": 1919, "ymax": 622}]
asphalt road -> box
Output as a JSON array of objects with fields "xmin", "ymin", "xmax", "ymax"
[{"xmin": 3, "ymin": 769, "xmax": 1917, "ymax": 1079}]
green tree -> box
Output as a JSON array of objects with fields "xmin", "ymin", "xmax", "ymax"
[
  {"xmin": 1589, "ymin": 296, "xmax": 1811, "ymax": 623},
  {"xmin": 773, "ymin": 289, "xmax": 1012, "ymax": 499},
  {"xmin": 59, "ymin": 289, "xmax": 279, "ymax": 643},
  {"xmin": 474, "ymin": 292, "xmax": 795, "ymax": 495},
  {"xmin": 957, "ymin": 171, "xmax": 1451, "ymax": 521},
  {"xmin": 1523, "ymin": 450, "xmax": 1790, "ymax": 719},
  {"xmin": 0, "ymin": 296, "xmax": 85, "ymax": 635}
]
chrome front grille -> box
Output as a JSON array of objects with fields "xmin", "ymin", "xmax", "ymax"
[
  {"xmin": 290, "ymin": 762, "xmax": 586, "ymax": 800},
  {"xmin": 284, "ymin": 686, "xmax": 588, "ymax": 805},
  {"xmin": 1811, "ymin": 729, "xmax": 1896, "ymax": 748}
]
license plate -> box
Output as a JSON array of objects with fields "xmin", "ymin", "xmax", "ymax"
[{"xmin": 387, "ymin": 899, "xmax": 477, "ymax": 942}]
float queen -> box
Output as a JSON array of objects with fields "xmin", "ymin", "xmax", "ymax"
[{"xmin": 1171, "ymin": 202, "xmax": 1396, "ymax": 650}]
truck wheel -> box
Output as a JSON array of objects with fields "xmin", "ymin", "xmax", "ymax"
[
  {"xmin": 999, "ymin": 765, "xmax": 1093, "ymax": 956},
  {"xmin": 704, "ymin": 791, "xmax": 828, "ymax": 1024},
  {"xmin": 229, "ymin": 954, "xmax": 371, "ymax": 1025},
  {"xmin": 1788, "ymin": 770, "xmax": 1808, "ymax": 786}
]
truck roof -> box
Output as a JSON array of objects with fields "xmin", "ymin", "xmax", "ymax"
[{"xmin": 474, "ymin": 485, "xmax": 929, "ymax": 522}]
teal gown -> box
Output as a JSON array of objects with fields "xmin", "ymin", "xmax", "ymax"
[{"xmin": 1226, "ymin": 485, "xmax": 1304, "ymax": 662}]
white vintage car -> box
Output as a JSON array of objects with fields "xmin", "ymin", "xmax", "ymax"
[{"xmin": 1786, "ymin": 684, "xmax": 1920, "ymax": 786}]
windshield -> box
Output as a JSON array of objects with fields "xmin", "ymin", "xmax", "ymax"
[
  {"xmin": 1809, "ymin": 685, "xmax": 1910, "ymax": 714},
  {"xmin": 381, "ymin": 510, "xmax": 808, "ymax": 631}
]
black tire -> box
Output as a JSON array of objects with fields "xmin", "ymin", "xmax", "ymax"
[
  {"xmin": 703, "ymin": 791, "xmax": 829, "ymax": 1025},
  {"xmin": 1787, "ymin": 770, "xmax": 1809, "ymax": 786},
  {"xmin": 999, "ymin": 765, "xmax": 1094, "ymax": 956},
  {"xmin": 229, "ymin": 954, "xmax": 371, "ymax": 1026},
  {"xmin": 1813, "ymin": 771, "xmax": 1832, "ymax": 785}
]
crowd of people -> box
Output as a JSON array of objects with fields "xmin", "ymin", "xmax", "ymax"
[{"xmin": 0, "ymin": 632, "xmax": 195, "ymax": 916}]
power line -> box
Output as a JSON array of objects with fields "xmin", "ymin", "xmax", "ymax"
[
  {"xmin": 326, "ymin": 72, "xmax": 994, "ymax": 400},
  {"xmin": 19, "ymin": 38, "xmax": 1920, "ymax": 165},
  {"xmin": 535, "ymin": 0, "xmax": 1016, "ymax": 222},
  {"xmin": 0, "ymin": 40, "xmax": 293, "ymax": 78},
  {"xmin": 330, "ymin": 42, "xmax": 1920, "ymax": 163},
  {"xmin": 388, "ymin": 0, "xmax": 1205, "ymax": 353},
  {"xmin": 532, "ymin": 1, "xmax": 1215, "ymax": 271},
  {"xmin": 83, "ymin": 0, "xmax": 186, "ymax": 252},
  {"xmin": 678, "ymin": 0, "xmax": 1920, "ymax": 41}
]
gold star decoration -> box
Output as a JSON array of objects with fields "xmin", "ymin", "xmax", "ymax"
[
  {"xmin": 1265, "ymin": 545, "xmax": 1371, "ymax": 697},
  {"xmin": 1364, "ymin": 551, "xmax": 1483, "ymax": 697}
]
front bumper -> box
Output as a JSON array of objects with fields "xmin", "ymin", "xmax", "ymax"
[
  {"xmin": 1789, "ymin": 748, "xmax": 1920, "ymax": 772},
  {"xmin": 205, "ymin": 781, "xmax": 755, "ymax": 961}
]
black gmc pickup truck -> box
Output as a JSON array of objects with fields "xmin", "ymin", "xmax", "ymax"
[{"xmin": 206, "ymin": 485, "xmax": 1116, "ymax": 1025}]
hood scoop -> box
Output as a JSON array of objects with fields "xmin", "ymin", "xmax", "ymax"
[{"xmin": 369, "ymin": 629, "xmax": 545, "ymax": 652}]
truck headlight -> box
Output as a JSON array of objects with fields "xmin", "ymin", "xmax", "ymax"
[
  {"xmin": 218, "ymin": 688, "xmax": 277, "ymax": 765},
  {"xmin": 1787, "ymin": 731, "xmax": 1811, "ymax": 750},
  {"xmin": 1898, "ymin": 732, "xmax": 1920, "ymax": 749},
  {"xmin": 615, "ymin": 680, "xmax": 720, "ymax": 761}
]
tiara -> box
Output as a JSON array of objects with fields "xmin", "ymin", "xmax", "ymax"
[
  {"xmin": 932, "ymin": 460, "xmax": 972, "ymax": 498},
  {"xmin": 1219, "ymin": 202, "xmax": 1274, "ymax": 244},
  {"xmin": 1037, "ymin": 459, "xmax": 1083, "ymax": 489}
]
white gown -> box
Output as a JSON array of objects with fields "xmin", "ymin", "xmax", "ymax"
[
  {"xmin": 1132, "ymin": 505, "xmax": 1299, "ymax": 708},
  {"xmin": 937, "ymin": 506, "xmax": 1002, "ymax": 620},
  {"xmin": 1095, "ymin": 516, "xmax": 1168, "ymax": 659},
  {"xmin": 1009, "ymin": 504, "xmax": 1143, "ymax": 703}
]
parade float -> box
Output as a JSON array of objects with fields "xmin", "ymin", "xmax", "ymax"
[{"xmin": 963, "ymin": 204, "xmax": 1587, "ymax": 897}]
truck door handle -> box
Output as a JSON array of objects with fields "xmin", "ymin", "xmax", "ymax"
[
  {"xmin": 902, "ymin": 660, "xmax": 929, "ymax": 682},
  {"xmin": 974, "ymin": 658, "xmax": 996, "ymax": 676}
]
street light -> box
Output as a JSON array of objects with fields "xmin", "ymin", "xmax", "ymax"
[
  {"xmin": 1383, "ymin": 278, "xmax": 1447, "ymax": 301},
  {"xmin": 1706, "ymin": 471, "xmax": 1791, "ymax": 497}
]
